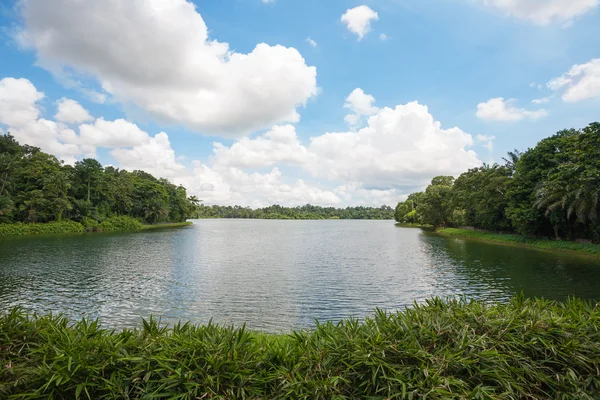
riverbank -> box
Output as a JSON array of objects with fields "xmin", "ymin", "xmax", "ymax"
[
  {"xmin": 1, "ymin": 296, "xmax": 597, "ymax": 399},
  {"xmin": 0, "ymin": 218, "xmax": 193, "ymax": 237},
  {"xmin": 141, "ymin": 221, "xmax": 193, "ymax": 230},
  {"xmin": 395, "ymin": 222, "xmax": 433, "ymax": 229},
  {"xmin": 436, "ymin": 227, "xmax": 600, "ymax": 257}
]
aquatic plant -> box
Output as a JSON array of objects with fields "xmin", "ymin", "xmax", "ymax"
[{"xmin": 1, "ymin": 296, "xmax": 599, "ymax": 399}]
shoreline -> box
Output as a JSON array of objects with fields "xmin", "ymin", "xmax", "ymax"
[
  {"xmin": 434, "ymin": 227, "xmax": 600, "ymax": 258},
  {"xmin": 0, "ymin": 220, "xmax": 193, "ymax": 237},
  {"xmin": 1, "ymin": 296, "xmax": 597, "ymax": 398},
  {"xmin": 141, "ymin": 221, "xmax": 193, "ymax": 230}
]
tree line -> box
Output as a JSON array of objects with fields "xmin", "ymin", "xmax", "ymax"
[
  {"xmin": 0, "ymin": 134, "xmax": 191, "ymax": 225},
  {"xmin": 395, "ymin": 122, "xmax": 600, "ymax": 243},
  {"xmin": 190, "ymin": 204, "xmax": 395, "ymax": 220}
]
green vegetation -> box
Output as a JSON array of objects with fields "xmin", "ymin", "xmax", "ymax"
[
  {"xmin": 438, "ymin": 228, "xmax": 600, "ymax": 256},
  {"xmin": 0, "ymin": 220, "xmax": 85, "ymax": 236},
  {"xmin": 2, "ymin": 296, "xmax": 599, "ymax": 399},
  {"xmin": 141, "ymin": 221, "xmax": 193, "ymax": 230},
  {"xmin": 0, "ymin": 134, "xmax": 194, "ymax": 234},
  {"xmin": 191, "ymin": 204, "xmax": 394, "ymax": 220},
  {"xmin": 395, "ymin": 122, "xmax": 600, "ymax": 244}
]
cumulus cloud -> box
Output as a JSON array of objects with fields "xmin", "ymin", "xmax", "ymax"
[
  {"xmin": 78, "ymin": 118, "xmax": 152, "ymax": 149},
  {"xmin": 343, "ymin": 88, "xmax": 379, "ymax": 128},
  {"xmin": 17, "ymin": 0, "xmax": 318, "ymax": 137},
  {"xmin": 54, "ymin": 98, "xmax": 93, "ymax": 124},
  {"xmin": 0, "ymin": 77, "xmax": 43, "ymax": 127},
  {"xmin": 111, "ymin": 133, "xmax": 187, "ymax": 178},
  {"xmin": 341, "ymin": 5, "xmax": 379, "ymax": 40},
  {"xmin": 0, "ymin": 77, "xmax": 83, "ymax": 163},
  {"xmin": 1, "ymin": 77, "xmax": 485, "ymax": 207},
  {"xmin": 212, "ymin": 125, "xmax": 312, "ymax": 168},
  {"xmin": 476, "ymin": 97, "xmax": 548, "ymax": 121},
  {"xmin": 481, "ymin": 0, "xmax": 598, "ymax": 25},
  {"xmin": 179, "ymin": 165, "xmax": 341, "ymax": 208},
  {"xmin": 308, "ymin": 102, "xmax": 481, "ymax": 190},
  {"xmin": 547, "ymin": 58, "xmax": 600, "ymax": 102}
]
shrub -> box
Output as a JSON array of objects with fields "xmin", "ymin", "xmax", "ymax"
[
  {"xmin": 0, "ymin": 221, "xmax": 85, "ymax": 236},
  {"xmin": 1, "ymin": 296, "xmax": 599, "ymax": 399},
  {"xmin": 98, "ymin": 216, "xmax": 143, "ymax": 232}
]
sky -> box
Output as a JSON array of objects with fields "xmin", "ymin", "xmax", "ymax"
[{"xmin": 0, "ymin": 0, "xmax": 599, "ymax": 207}]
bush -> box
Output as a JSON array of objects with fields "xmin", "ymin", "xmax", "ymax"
[
  {"xmin": 0, "ymin": 221, "xmax": 85, "ymax": 236},
  {"xmin": 1, "ymin": 296, "xmax": 599, "ymax": 399},
  {"xmin": 98, "ymin": 216, "xmax": 143, "ymax": 232}
]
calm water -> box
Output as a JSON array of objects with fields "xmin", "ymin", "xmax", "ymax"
[{"xmin": 1, "ymin": 220, "xmax": 599, "ymax": 331}]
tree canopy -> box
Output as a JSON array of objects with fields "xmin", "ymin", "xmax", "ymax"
[
  {"xmin": 0, "ymin": 134, "xmax": 191, "ymax": 225},
  {"xmin": 190, "ymin": 204, "xmax": 394, "ymax": 220},
  {"xmin": 395, "ymin": 122, "xmax": 600, "ymax": 243}
]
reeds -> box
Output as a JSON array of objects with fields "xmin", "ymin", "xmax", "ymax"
[{"xmin": 2, "ymin": 296, "xmax": 599, "ymax": 399}]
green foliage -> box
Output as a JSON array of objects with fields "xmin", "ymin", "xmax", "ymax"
[
  {"xmin": 191, "ymin": 204, "xmax": 395, "ymax": 220},
  {"xmin": 400, "ymin": 122, "xmax": 600, "ymax": 243},
  {"xmin": 0, "ymin": 221, "xmax": 85, "ymax": 236},
  {"xmin": 452, "ymin": 164, "xmax": 512, "ymax": 231},
  {"xmin": 418, "ymin": 176, "xmax": 454, "ymax": 228},
  {"xmin": 0, "ymin": 134, "xmax": 195, "ymax": 232},
  {"xmin": 98, "ymin": 216, "xmax": 143, "ymax": 232},
  {"xmin": 2, "ymin": 297, "xmax": 600, "ymax": 399}
]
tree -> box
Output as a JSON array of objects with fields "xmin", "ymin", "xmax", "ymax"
[
  {"xmin": 418, "ymin": 176, "xmax": 455, "ymax": 228},
  {"xmin": 74, "ymin": 159, "xmax": 103, "ymax": 202}
]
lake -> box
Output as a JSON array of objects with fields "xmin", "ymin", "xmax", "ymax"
[{"xmin": 1, "ymin": 219, "xmax": 599, "ymax": 331}]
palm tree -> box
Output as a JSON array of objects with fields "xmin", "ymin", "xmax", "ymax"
[{"xmin": 502, "ymin": 149, "xmax": 521, "ymax": 173}]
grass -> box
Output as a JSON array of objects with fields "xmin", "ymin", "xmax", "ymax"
[
  {"xmin": 2, "ymin": 296, "xmax": 600, "ymax": 399},
  {"xmin": 437, "ymin": 227, "xmax": 600, "ymax": 257}
]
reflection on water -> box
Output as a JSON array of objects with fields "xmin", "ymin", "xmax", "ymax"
[{"xmin": 1, "ymin": 220, "xmax": 599, "ymax": 331}]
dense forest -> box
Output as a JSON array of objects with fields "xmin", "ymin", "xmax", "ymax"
[
  {"xmin": 0, "ymin": 134, "xmax": 191, "ymax": 226},
  {"xmin": 395, "ymin": 122, "xmax": 600, "ymax": 243},
  {"xmin": 190, "ymin": 204, "xmax": 395, "ymax": 220}
]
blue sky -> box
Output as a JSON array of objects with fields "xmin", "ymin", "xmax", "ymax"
[{"xmin": 0, "ymin": 0, "xmax": 599, "ymax": 206}]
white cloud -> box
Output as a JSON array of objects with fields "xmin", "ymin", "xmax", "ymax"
[
  {"xmin": 17, "ymin": 0, "xmax": 318, "ymax": 137},
  {"xmin": 111, "ymin": 132, "xmax": 187, "ymax": 178},
  {"xmin": 0, "ymin": 77, "xmax": 43, "ymax": 127},
  {"xmin": 306, "ymin": 37, "xmax": 317, "ymax": 47},
  {"xmin": 476, "ymin": 97, "xmax": 548, "ymax": 121},
  {"xmin": 212, "ymin": 125, "xmax": 312, "ymax": 168},
  {"xmin": 481, "ymin": 0, "xmax": 598, "ymax": 25},
  {"xmin": 531, "ymin": 96, "xmax": 552, "ymax": 104},
  {"xmin": 547, "ymin": 58, "xmax": 600, "ymax": 102},
  {"xmin": 54, "ymin": 98, "xmax": 93, "ymax": 124},
  {"xmin": 78, "ymin": 118, "xmax": 151, "ymax": 149},
  {"xmin": 379, "ymin": 33, "xmax": 388, "ymax": 41},
  {"xmin": 308, "ymin": 102, "xmax": 481, "ymax": 189},
  {"xmin": 1, "ymin": 76, "xmax": 484, "ymax": 207},
  {"xmin": 0, "ymin": 77, "xmax": 84, "ymax": 163},
  {"xmin": 341, "ymin": 5, "xmax": 379, "ymax": 40},
  {"xmin": 343, "ymin": 88, "xmax": 379, "ymax": 128},
  {"xmin": 476, "ymin": 134, "xmax": 495, "ymax": 152},
  {"xmin": 180, "ymin": 165, "xmax": 341, "ymax": 207}
]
